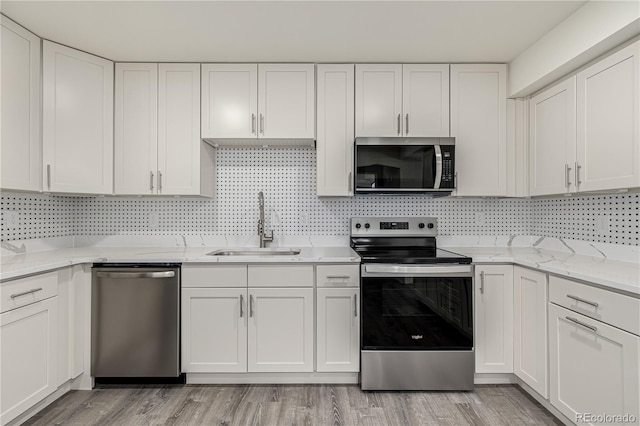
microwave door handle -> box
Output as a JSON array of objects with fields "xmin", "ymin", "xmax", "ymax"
[{"xmin": 434, "ymin": 145, "xmax": 442, "ymax": 189}]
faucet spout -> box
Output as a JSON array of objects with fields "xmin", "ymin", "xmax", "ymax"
[{"xmin": 257, "ymin": 191, "xmax": 274, "ymax": 248}]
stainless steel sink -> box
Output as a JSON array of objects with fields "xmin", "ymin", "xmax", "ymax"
[{"xmin": 207, "ymin": 249, "xmax": 301, "ymax": 256}]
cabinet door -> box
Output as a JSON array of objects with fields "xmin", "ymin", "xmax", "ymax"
[
  {"xmin": 316, "ymin": 288, "xmax": 359, "ymax": 372},
  {"xmin": 402, "ymin": 64, "xmax": 449, "ymax": 137},
  {"xmin": 1, "ymin": 298, "xmax": 58, "ymax": 425},
  {"xmin": 355, "ymin": 64, "xmax": 402, "ymax": 137},
  {"xmin": 549, "ymin": 304, "xmax": 640, "ymax": 424},
  {"xmin": 248, "ymin": 288, "xmax": 313, "ymax": 372},
  {"xmin": 1, "ymin": 17, "xmax": 41, "ymax": 192},
  {"xmin": 201, "ymin": 64, "xmax": 258, "ymax": 139},
  {"xmin": 258, "ymin": 64, "xmax": 315, "ymax": 139},
  {"xmin": 114, "ymin": 63, "xmax": 158, "ymax": 195},
  {"xmin": 158, "ymin": 64, "xmax": 202, "ymax": 195},
  {"xmin": 576, "ymin": 41, "xmax": 640, "ymax": 192},
  {"xmin": 474, "ymin": 265, "xmax": 513, "ymax": 373},
  {"xmin": 42, "ymin": 41, "xmax": 114, "ymax": 194},
  {"xmin": 316, "ymin": 64, "xmax": 355, "ymax": 196},
  {"xmin": 513, "ymin": 267, "xmax": 548, "ymax": 398},
  {"xmin": 451, "ymin": 64, "xmax": 507, "ymax": 196},
  {"xmin": 529, "ymin": 77, "xmax": 577, "ymax": 196},
  {"xmin": 182, "ymin": 288, "xmax": 247, "ymax": 373}
]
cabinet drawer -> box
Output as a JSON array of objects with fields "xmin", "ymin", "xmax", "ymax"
[
  {"xmin": 248, "ymin": 265, "xmax": 314, "ymax": 287},
  {"xmin": 316, "ymin": 265, "xmax": 359, "ymax": 287},
  {"xmin": 549, "ymin": 275, "xmax": 640, "ymax": 335},
  {"xmin": 1, "ymin": 271, "xmax": 59, "ymax": 313},
  {"xmin": 182, "ymin": 264, "xmax": 247, "ymax": 288}
]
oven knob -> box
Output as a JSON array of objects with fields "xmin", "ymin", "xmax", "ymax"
[
  {"xmin": 418, "ymin": 223, "xmax": 425, "ymax": 229},
  {"xmin": 364, "ymin": 223, "xmax": 370, "ymax": 229},
  {"xmin": 355, "ymin": 223, "xmax": 361, "ymax": 229},
  {"xmin": 427, "ymin": 223, "xmax": 435, "ymax": 229}
]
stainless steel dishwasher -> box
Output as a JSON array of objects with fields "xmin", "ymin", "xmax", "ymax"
[{"xmin": 91, "ymin": 264, "xmax": 180, "ymax": 378}]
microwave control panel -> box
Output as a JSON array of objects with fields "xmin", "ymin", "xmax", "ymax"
[{"xmin": 440, "ymin": 146, "xmax": 455, "ymax": 188}]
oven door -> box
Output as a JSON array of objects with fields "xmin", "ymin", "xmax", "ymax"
[{"xmin": 360, "ymin": 264, "xmax": 473, "ymax": 351}]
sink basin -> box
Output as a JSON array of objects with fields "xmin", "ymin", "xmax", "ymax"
[{"xmin": 207, "ymin": 249, "xmax": 301, "ymax": 256}]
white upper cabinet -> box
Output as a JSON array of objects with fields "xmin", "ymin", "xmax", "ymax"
[
  {"xmin": 355, "ymin": 64, "xmax": 402, "ymax": 137},
  {"xmin": 201, "ymin": 63, "xmax": 315, "ymax": 140},
  {"xmin": 1, "ymin": 17, "xmax": 41, "ymax": 192},
  {"xmin": 402, "ymin": 64, "xmax": 450, "ymax": 137},
  {"xmin": 576, "ymin": 41, "xmax": 640, "ymax": 192},
  {"xmin": 529, "ymin": 77, "xmax": 577, "ymax": 196},
  {"xmin": 316, "ymin": 64, "xmax": 355, "ymax": 197},
  {"xmin": 355, "ymin": 64, "xmax": 449, "ymax": 138},
  {"xmin": 42, "ymin": 41, "xmax": 114, "ymax": 195},
  {"xmin": 158, "ymin": 64, "xmax": 215, "ymax": 196},
  {"xmin": 451, "ymin": 64, "xmax": 507, "ymax": 196},
  {"xmin": 114, "ymin": 63, "xmax": 158, "ymax": 195},
  {"xmin": 201, "ymin": 64, "xmax": 258, "ymax": 139}
]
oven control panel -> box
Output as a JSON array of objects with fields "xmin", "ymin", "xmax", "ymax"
[{"xmin": 351, "ymin": 217, "xmax": 437, "ymax": 237}]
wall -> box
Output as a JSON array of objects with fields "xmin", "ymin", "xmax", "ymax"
[{"xmin": 1, "ymin": 148, "xmax": 638, "ymax": 246}]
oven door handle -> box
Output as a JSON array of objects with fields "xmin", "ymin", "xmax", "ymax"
[{"xmin": 363, "ymin": 264, "xmax": 472, "ymax": 276}]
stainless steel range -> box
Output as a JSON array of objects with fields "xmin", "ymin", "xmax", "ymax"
[{"xmin": 351, "ymin": 217, "xmax": 474, "ymax": 391}]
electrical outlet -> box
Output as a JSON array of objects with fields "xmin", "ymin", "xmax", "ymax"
[
  {"xmin": 475, "ymin": 212, "xmax": 485, "ymax": 226},
  {"xmin": 299, "ymin": 211, "xmax": 309, "ymax": 225},
  {"xmin": 595, "ymin": 215, "xmax": 610, "ymax": 234},
  {"xmin": 149, "ymin": 212, "xmax": 159, "ymax": 229},
  {"xmin": 5, "ymin": 211, "xmax": 18, "ymax": 227},
  {"xmin": 271, "ymin": 210, "xmax": 281, "ymax": 226}
]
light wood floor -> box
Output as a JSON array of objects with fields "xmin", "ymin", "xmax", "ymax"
[{"xmin": 24, "ymin": 384, "xmax": 562, "ymax": 426}]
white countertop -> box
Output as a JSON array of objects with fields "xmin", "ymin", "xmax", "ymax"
[
  {"xmin": 0, "ymin": 246, "xmax": 361, "ymax": 282},
  {"xmin": 1, "ymin": 245, "xmax": 638, "ymax": 297},
  {"xmin": 447, "ymin": 247, "xmax": 640, "ymax": 296}
]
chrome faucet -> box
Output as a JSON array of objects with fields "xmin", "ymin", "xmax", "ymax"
[{"xmin": 257, "ymin": 191, "xmax": 274, "ymax": 248}]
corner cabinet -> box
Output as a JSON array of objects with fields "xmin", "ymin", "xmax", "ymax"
[
  {"xmin": 42, "ymin": 41, "xmax": 114, "ymax": 194},
  {"xmin": 316, "ymin": 64, "xmax": 355, "ymax": 196},
  {"xmin": 355, "ymin": 64, "xmax": 449, "ymax": 137},
  {"xmin": 513, "ymin": 267, "xmax": 548, "ymax": 398},
  {"xmin": 201, "ymin": 64, "xmax": 315, "ymax": 140},
  {"xmin": 474, "ymin": 264, "xmax": 513, "ymax": 373},
  {"xmin": 451, "ymin": 64, "xmax": 507, "ymax": 196},
  {"xmin": 1, "ymin": 17, "xmax": 41, "ymax": 192},
  {"xmin": 115, "ymin": 63, "xmax": 215, "ymax": 196}
]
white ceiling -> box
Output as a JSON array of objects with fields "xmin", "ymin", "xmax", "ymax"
[{"xmin": 1, "ymin": 1, "xmax": 588, "ymax": 63}]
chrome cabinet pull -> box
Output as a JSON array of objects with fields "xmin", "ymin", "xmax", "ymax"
[
  {"xmin": 46, "ymin": 164, "xmax": 51, "ymax": 189},
  {"xmin": 249, "ymin": 295, "xmax": 254, "ymax": 317},
  {"xmin": 11, "ymin": 288, "xmax": 43, "ymax": 299},
  {"xmin": 567, "ymin": 294, "xmax": 599, "ymax": 308},
  {"xmin": 327, "ymin": 275, "xmax": 351, "ymax": 279},
  {"xmin": 251, "ymin": 114, "xmax": 256, "ymax": 134},
  {"xmin": 575, "ymin": 162, "xmax": 582, "ymax": 189},
  {"xmin": 397, "ymin": 114, "xmax": 401, "ymax": 135},
  {"xmin": 259, "ymin": 114, "xmax": 264, "ymax": 135},
  {"xmin": 348, "ymin": 172, "xmax": 352, "ymax": 192},
  {"xmin": 566, "ymin": 316, "xmax": 597, "ymax": 332},
  {"xmin": 354, "ymin": 294, "xmax": 358, "ymax": 317},
  {"xmin": 240, "ymin": 294, "xmax": 244, "ymax": 318},
  {"xmin": 565, "ymin": 164, "xmax": 572, "ymax": 189},
  {"xmin": 405, "ymin": 114, "xmax": 409, "ymax": 135},
  {"xmin": 479, "ymin": 271, "xmax": 485, "ymax": 294},
  {"xmin": 150, "ymin": 171, "xmax": 154, "ymax": 191},
  {"xmin": 158, "ymin": 171, "xmax": 163, "ymax": 192}
]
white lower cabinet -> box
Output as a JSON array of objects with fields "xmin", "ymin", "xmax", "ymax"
[
  {"xmin": 316, "ymin": 288, "xmax": 360, "ymax": 372},
  {"xmin": 248, "ymin": 288, "xmax": 314, "ymax": 373},
  {"xmin": 513, "ymin": 267, "xmax": 548, "ymax": 398},
  {"xmin": 474, "ymin": 265, "xmax": 513, "ymax": 373},
  {"xmin": 549, "ymin": 303, "xmax": 640, "ymax": 424},
  {"xmin": 1, "ymin": 297, "xmax": 58, "ymax": 425},
  {"xmin": 181, "ymin": 288, "xmax": 247, "ymax": 373}
]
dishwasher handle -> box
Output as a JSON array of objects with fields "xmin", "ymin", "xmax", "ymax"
[{"xmin": 95, "ymin": 271, "xmax": 175, "ymax": 279}]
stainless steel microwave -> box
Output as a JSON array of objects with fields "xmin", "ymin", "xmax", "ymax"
[{"xmin": 354, "ymin": 137, "xmax": 455, "ymax": 194}]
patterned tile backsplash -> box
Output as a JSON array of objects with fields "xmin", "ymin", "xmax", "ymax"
[{"xmin": 1, "ymin": 148, "xmax": 638, "ymax": 245}]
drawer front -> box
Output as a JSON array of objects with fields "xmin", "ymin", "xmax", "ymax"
[
  {"xmin": 248, "ymin": 265, "xmax": 314, "ymax": 287},
  {"xmin": 1, "ymin": 271, "xmax": 59, "ymax": 313},
  {"xmin": 549, "ymin": 275, "xmax": 640, "ymax": 335},
  {"xmin": 182, "ymin": 265, "xmax": 247, "ymax": 288},
  {"xmin": 316, "ymin": 265, "xmax": 360, "ymax": 287}
]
